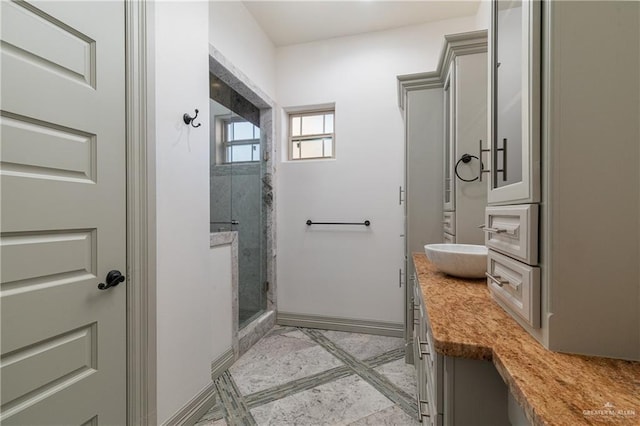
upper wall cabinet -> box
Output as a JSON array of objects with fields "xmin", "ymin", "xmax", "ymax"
[{"xmin": 486, "ymin": 0, "xmax": 540, "ymax": 205}]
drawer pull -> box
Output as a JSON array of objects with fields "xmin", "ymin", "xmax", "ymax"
[
  {"xmin": 478, "ymin": 223, "xmax": 520, "ymax": 236},
  {"xmin": 479, "ymin": 225, "xmax": 507, "ymax": 234},
  {"xmin": 486, "ymin": 272, "xmax": 509, "ymax": 286},
  {"xmin": 417, "ymin": 340, "xmax": 430, "ymax": 360},
  {"xmin": 417, "ymin": 397, "xmax": 431, "ymax": 421},
  {"xmin": 486, "ymin": 272, "xmax": 521, "ymax": 290}
]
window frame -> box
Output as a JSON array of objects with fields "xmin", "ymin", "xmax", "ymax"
[
  {"xmin": 222, "ymin": 117, "xmax": 261, "ymax": 164},
  {"xmin": 288, "ymin": 109, "xmax": 335, "ymax": 161}
]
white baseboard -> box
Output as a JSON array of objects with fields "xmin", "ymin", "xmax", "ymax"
[
  {"xmin": 162, "ymin": 348, "xmax": 234, "ymax": 426},
  {"xmin": 211, "ymin": 347, "xmax": 234, "ymax": 380},
  {"xmin": 162, "ymin": 382, "xmax": 217, "ymax": 426},
  {"xmin": 277, "ymin": 312, "xmax": 404, "ymax": 338}
]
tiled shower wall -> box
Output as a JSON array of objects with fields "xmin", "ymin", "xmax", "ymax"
[{"xmin": 210, "ymin": 162, "xmax": 264, "ymax": 317}]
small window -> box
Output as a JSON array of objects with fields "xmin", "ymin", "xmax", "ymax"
[
  {"xmin": 223, "ymin": 119, "xmax": 260, "ymax": 163},
  {"xmin": 289, "ymin": 110, "xmax": 334, "ymax": 160}
]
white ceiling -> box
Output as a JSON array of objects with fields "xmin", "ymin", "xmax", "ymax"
[{"xmin": 243, "ymin": 1, "xmax": 481, "ymax": 47}]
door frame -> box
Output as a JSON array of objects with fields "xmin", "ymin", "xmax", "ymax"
[{"xmin": 125, "ymin": 1, "xmax": 156, "ymax": 425}]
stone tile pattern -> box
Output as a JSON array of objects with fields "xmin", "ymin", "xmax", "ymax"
[
  {"xmin": 413, "ymin": 253, "xmax": 640, "ymax": 426},
  {"xmin": 213, "ymin": 371, "xmax": 255, "ymax": 426},
  {"xmin": 320, "ymin": 330, "xmax": 407, "ymax": 361},
  {"xmin": 197, "ymin": 326, "xmax": 419, "ymax": 426},
  {"xmin": 302, "ymin": 329, "xmax": 418, "ymax": 419},
  {"xmin": 373, "ymin": 359, "xmax": 417, "ymax": 399},
  {"xmin": 250, "ymin": 375, "xmax": 394, "ymax": 425},
  {"xmin": 349, "ymin": 405, "xmax": 419, "ymax": 426},
  {"xmin": 231, "ymin": 328, "xmax": 344, "ymax": 395}
]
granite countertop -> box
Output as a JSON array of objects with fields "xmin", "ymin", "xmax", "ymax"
[{"xmin": 413, "ymin": 253, "xmax": 640, "ymax": 426}]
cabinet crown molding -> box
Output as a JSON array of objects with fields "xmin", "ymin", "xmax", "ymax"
[{"xmin": 397, "ymin": 30, "xmax": 487, "ymax": 109}]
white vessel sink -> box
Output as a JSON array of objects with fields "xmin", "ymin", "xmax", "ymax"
[{"xmin": 424, "ymin": 244, "xmax": 488, "ymax": 279}]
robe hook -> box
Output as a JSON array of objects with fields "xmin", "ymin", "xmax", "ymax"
[{"xmin": 183, "ymin": 109, "xmax": 201, "ymax": 128}]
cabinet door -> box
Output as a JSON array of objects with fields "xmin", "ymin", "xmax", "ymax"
[
  {"xmin": 487, "ymin": 0, "xmax": 540, "ymax": 205},
  {"xmin": 443, "ymin": 65, "xmax": 456, "ymax": 211}
]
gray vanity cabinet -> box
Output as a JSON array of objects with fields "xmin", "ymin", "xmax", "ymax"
[
  {"xmin": 442, "ymin": 66, "xmax": 455, "ymax": 213},
  {"xmin": 487, "ymin": 0, "xmax": 640, "ymax": 360},
  {"xmin": 399, "ymin": 30, "xmax": 489, "ymax": 363},
  {"xmin": 443, "ymin": 41, "xmax": 488, "ymax": 246},
  {"xmin": 400, "ymin": 33, "xmax": 489, "ymax": 247},
  {"xmin": 413, "ymin": 279, "xmax": 443, "ymax": 425},
  {"xmin": 484, "ymin": 0, "xmax": 542, "ymax": 335},
  {"xmin": 399, "ymin": 30, "xmax": 488, "ymax": 255},
  {"xmin": 539, "ymin": 0, "xmax": 639, "ymax": 360},
  {"xmin": 450, "ymin": 52, "xmax": 488, "ymax": 246},
  {"xmin": 486, "ymin": 0, "xmax": 540, "ymax": 206},
  {"xmin": 412, "ymin": 275, "xmax": 509, "ymax": 426}
]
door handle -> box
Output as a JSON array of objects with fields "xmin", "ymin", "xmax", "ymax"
[{"xmin": 98, "ymin": 270, "xmax": 125, "ymax": 290}]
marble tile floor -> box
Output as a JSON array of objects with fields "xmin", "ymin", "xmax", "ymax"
[{"xmin": 195, "ymin": 326, "xmax": 420, "ymax": 426}]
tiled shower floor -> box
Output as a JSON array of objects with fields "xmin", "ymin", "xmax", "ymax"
[{"xmin": 195, "ymin": 326, "xmax": 419, "ymax": 426}]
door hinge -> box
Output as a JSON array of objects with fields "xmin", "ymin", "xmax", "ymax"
[
  {"xmin": 263, "ymin": 281, "xmax": 269, "ymax": 292},
  {"xmin": 399, "ymin": 268, "xmax": 404, "ymax": 288},
  {"xmin": 399, "ymin": 186, "xmax": 405, "ymax": 205}
]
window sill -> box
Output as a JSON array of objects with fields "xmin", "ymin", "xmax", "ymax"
[{"xmin": 283, "ymin": 157, "xmax": 337, "ymax": 164}]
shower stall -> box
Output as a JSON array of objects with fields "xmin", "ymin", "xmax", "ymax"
[{"xmin": 209, "ymin": 74, "xmax": 268, "ymax": 329}]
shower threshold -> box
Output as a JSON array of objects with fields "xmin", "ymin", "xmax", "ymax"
[{"xmin": 239, "ymin": 309, "xmax": 265, "ymax": 329}]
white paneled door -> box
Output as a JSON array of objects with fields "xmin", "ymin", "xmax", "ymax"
[{"xmin": 1, "ymin": 1, "xmax": 126, "ymax": 424}]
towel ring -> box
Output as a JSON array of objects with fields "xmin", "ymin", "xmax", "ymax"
[{"xmin": 454, "ymin": 153, "xmax": 484, "ymax": 182}]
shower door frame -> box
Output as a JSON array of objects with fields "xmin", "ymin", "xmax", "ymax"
[{"xmin": 208, "ymin": 46, "xmax": 277, "ymax": 358}]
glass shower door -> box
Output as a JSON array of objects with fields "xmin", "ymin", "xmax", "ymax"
[
  {"xmin": 209, "ymin": 99, "xmax": 232, "ymax": 233},
  {"xmin": 229, "ymin": 121, "xmax": 266, "ymax": 328}
]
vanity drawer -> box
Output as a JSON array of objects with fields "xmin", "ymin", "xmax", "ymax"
[
  {"xmin": 424, "ymin": 323, "xmax": 443, "ymax": 415},
  {"xmin": 418, "ymin": 340, "xmax": 439, "ymax": 426},
  {"xmin": 423, "ymin": 359, "xmax": 437, "ymax": 426},
  {"xmin": 443, "ymin": 232, "xmax": 455, "ymax": 244},
  {"xmin": 443, "ymin": 211, "xmax": 456, "ymax": 235},
  {"xmin": 424, "ymin": 365, "xmax": 443, "ymax": 425},
  {"xmin": 424, "ymin": 318, "xmax": 435, "ymax": 372},
  {"xmin": 487, "ymin": 250, "xmax": 541, "ymax": 328},
  {"xmin": 484, "ymin": 204, "xmax": 538, "ymax": 265},
  {"xmin": 413, "ymin": 283, "xmax": 423, "ymax": 326}
]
